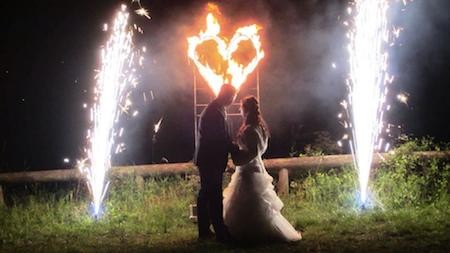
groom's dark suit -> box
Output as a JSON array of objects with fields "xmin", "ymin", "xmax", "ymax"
[{"xmin": 194, "ymin": 99, "xmax": 234, "ymax": 241}]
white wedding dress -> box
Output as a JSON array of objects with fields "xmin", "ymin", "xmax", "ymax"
[{"xmin": 223, "ymin": 125, "xmax": 301, "ymax": 242}]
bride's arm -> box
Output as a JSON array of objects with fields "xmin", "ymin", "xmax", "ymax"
[{"xmin": 232, "ymin": 127, "xmax": 259, "ymax": 166}]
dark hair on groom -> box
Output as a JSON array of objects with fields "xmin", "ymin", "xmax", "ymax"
[{"xmin": 216, "ymin": 83, "xmax": 236, "ymax": 105}]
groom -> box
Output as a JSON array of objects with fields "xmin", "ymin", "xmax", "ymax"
[{"xmin": 194, "ymin": 83, "xmax": 238, "ymax": 242}]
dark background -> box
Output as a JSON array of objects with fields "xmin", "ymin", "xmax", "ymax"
[{"xmin": 0, "ymin": 0, "xmax": 449, "ymax": 171}]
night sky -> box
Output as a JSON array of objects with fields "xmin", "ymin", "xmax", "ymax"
[{"xmin": 1, "ymin": 0, "xmax": 449, "ymax": 172}]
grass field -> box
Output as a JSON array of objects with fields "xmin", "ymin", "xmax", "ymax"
[{"xmin": 1, "ymin": 139, "xmax": 449, "ymax": 253}]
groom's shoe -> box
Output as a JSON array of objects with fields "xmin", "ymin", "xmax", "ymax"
[{"xmin": 198, "ymin": 231, "xmax": 215, "ymax": 242}]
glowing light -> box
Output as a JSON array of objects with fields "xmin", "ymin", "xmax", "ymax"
[
  {"xmin": 154, "ymin": 117, "xmax": 163, "ymax": 133},
  {"xmin": 78, "ymin": 5, "xmax": 139, "ymax": 217},
  {"xmin": 63, "ymin": 158, "xmax": 70, "ymax": 163},
  {"xmin": 187, "ymin": 10, "xmax": 264, "ymax": 96},
  {"xmin": 384, "ymin": 142, "xmax": 391, "ymax": 152},
  {"xmin": 131, "ymin": 0, "xmax": 151, "ymax": 19},
  {"xmin": 135, "ymin": 8, "xmax": 151, "ymax": 19},
  {"xmin": 396, "ymin": 92, "xmax": 409, "ymax": 105},
  {"xmin": 346, "ymin": 0, "xmax": 391, "ymax": 205}
]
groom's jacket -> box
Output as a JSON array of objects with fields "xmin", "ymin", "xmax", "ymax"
[{"xmin": 194, "ymin": 99, "xmax": 232, "ymax": 171}]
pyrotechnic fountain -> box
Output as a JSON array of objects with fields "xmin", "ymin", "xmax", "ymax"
[
  {"xmin": 78, "ymin": 4, "xmax": 144, "ymax": 218},
  {"xmin": 187, "ymin": 6, "xmax": 264, "ymax": 96},
  {"xmin": 344, "ymin": 0, "xmax": 406, "ymax": 207}
]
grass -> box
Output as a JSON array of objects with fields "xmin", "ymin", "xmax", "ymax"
[{"xmin": 1, "ymin": 139, "xmax": 450, "ymax": 253}]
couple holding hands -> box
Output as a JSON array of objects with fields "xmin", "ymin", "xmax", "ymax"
[{"xmin": 194, "ymin": 84, "xmax": 301, "ymax": 243}]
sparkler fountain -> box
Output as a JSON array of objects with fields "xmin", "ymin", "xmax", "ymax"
[
  {"xmin": 78, "ymin": 5, "xmax": 144, "ymax": 218},
  {"xmin": 345, "ymin": 0, "xmax": 406, "ymax": 207}
]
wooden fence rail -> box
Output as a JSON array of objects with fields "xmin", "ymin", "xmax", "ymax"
[{"xmin": 0, "ymin": 151, "xmax": 449, "ymax": 205}]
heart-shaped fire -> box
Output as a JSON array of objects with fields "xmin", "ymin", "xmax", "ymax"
[{"xmin": 188, "ymin": 13, "xmax": 265, "ymax": 96}]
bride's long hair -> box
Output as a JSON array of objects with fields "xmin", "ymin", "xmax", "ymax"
[{"xmin": 237, "ymin": 96, "xmax": 270, "ymax": 140}]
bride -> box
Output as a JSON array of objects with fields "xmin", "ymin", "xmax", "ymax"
[{"xmin": 223, "ymin": 96, "xmax": 302, "ymax": 242}]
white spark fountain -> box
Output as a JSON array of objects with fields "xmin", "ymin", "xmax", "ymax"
[
  {"xmin": 78, "ymin": 5, "xmax": 137, "ymax": 217},
  {"xmin": 346, "ymin": 0, "xmax": 392, "ymax": 206}
]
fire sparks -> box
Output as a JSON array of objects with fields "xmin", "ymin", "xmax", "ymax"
[
  {"xmin": 154, "ymin": 117, "xmax": 163, "ymax": 133},
  {"xmin": 187, "ymin": 10, "xmax": 264, "ymax": 96},
  {"xmin": 78, "ymin": 5, "xmax": 141, "ymax": 218},
  {"xmin": 346, "ymin": 0, "xmax": 392, "ymax": 205},
  {"xmin": 397, "ymin": 92, "xmax": 409, "ymax": 105},
  {"xmin": 135, "ymin": 8, "xmax": 150, "ymax": 19},
  {"xmin": 132, "ymin": 0, "xmax": 151, "ymax": 20}
]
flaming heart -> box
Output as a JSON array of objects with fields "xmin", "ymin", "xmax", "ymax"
[{"xmin": 188, "ymin": 13, "xmax": 265, "ymax": 96}]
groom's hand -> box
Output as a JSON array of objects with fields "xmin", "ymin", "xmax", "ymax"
[
  {"xmin": 225, "ymin": 159, "xmax": 235, "ymax": 173},
  {"xmin": 229, "ymin": 142, "xmax": 240, "ymax": 155}
]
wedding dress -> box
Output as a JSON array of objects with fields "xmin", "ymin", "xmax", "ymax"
[{"xmin": 223, "ymin": 125, "xmax": 301, "ymax": 242}]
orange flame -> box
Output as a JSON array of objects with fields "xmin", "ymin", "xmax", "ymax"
[{"xmin": 188, "ymin": 12, "xmax": 264, "ymax": 96}]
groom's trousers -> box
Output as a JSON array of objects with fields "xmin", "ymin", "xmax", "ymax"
[{"xmin": 197, "ymin": 167, "xmax": 228, "ymax": 240}]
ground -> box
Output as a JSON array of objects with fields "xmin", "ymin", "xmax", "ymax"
[{"xmin": 1, "ymin": 140, "xmax": 450, "ymax": 252}]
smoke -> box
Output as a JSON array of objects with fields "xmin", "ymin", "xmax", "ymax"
[
  {"xmin": 236, "ymin": 0, "xmax": 348, "ymax": 156},
  {"xmin": 387, "ymin": 0, "xmax": 450, "ymax": 140},
  {"xmin": 114, "ymin": 1, "xmax": 204, "ymax": 164},
  {"xmin": 259, "ymin": 0, "xmax": 347, "ymax": 130},
  {"xmin": 118, "ymin": 0, "xmax": 450, "ymax": 162},
  {"xmin": 118, "ymin": 0, "xmax": 351, "ymax": 161},
  {"xmin": 3, "ymin": 0, "xmax": 448, "ymax": 170}
]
